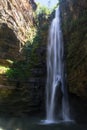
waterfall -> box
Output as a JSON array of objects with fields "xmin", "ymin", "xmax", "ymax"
[{"xmin": 46, "ymin": 6, "xmax": 70, "ymax": 123}]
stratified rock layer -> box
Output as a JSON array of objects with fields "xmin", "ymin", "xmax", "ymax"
[{"xmin": 0, "ymin": 0, "xmax": 36, "ymax": 60}]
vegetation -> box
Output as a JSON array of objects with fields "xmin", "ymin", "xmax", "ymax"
[
  {"xmin": 0, "ymin": 0, "xmax": 87, "ymax": 119},
  {"xmin": 6, "ymin": 4, "xmax": 53, "ymax": 81},
  {"xmin": 62, "ymin": 8, "xmax": 87, "ymax": 97},
  {"xmin": 0, "ymin": 2, "xmax": 61, "ymax": 115},
  {"xmin": 0, "ymin": 65, "xmax": 10, "ymax": 74}
]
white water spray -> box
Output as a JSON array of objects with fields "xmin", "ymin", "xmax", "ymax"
[{"xmin": 45, "ymin": 6, "xmax": 70, "ymax": 123}]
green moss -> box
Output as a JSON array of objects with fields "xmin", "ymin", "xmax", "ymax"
[
  {"xmin": 0, "ymin": 65, "xmax": 10, "ymax": 74},
  {"xmin": 59, "ymin": 1, "xmax": 87, "ymax": 98}
]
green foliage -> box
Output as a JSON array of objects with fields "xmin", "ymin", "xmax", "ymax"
[
  {"xmin": 35, "ymin": 3, "xmax": 51, "ymax": 15},
  {"xmin": 23, "ymin": 35, "xmax": 41, "ymax": 67},
  {"xmin": 6, "ymin": 4, "xmax": 54, "ymax": 81},
  {"xmin": 26, "ymin": 27, "xmax": 36, "ymax": 44},
  {"xmin": 0, "ymin": 65, "xmax": 10, "ymax": 74},
  {"xmin": 34, "ymin": 3, "xmax": 52, "ymax": 28},
  {"xmin": 6, "ymin": 60, "xmax": 30, "ymax": 80}
]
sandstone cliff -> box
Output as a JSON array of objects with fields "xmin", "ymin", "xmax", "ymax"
[
  {"xmin": 0, "ymin": 0, "xmax": 46, "ymax": 115},
  {"xmin": 0, "ymin": 0, "xmax": 36, "ymax": 100},
  {"xmin": 0, "ymin": 0, "xmax": 36, "ymax": 60}
]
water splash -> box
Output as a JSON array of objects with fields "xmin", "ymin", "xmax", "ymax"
[{"xmin": 46, "ymin": 7, "xmax": 70, "ymax": 123}]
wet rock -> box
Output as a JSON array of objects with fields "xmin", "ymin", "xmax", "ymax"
[{"xmin": 60, "ymin": 0, "xmax": 87, "ymax": 99}]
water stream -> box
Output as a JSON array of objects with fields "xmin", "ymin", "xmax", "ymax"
[{"xmin": 45, "ymin": 6, "xmax": 70, "ymax": 123}]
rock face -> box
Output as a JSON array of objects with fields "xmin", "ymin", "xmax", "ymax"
[
  {"xmin": 0, "ymin": 0, "xmax": 36, "ymax": 60},
  {"xmin": 0, "ymin": 23, "xmax": 20, "ymax": 60},
  {"xmin": 0, "ymin": 0, "xmax": 36, "ymax": 85},
  {"xmin": 60, "ymin": 0, "xmax": 87, "ymax": 99},
  {"xmin": 0, "ymin": 0, "xmax": 46, "ymax": 115}
]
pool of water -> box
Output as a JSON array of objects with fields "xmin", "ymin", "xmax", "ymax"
[{"xmin": 0, "ymin": 117, "xmax": 86, "ymax": 130}]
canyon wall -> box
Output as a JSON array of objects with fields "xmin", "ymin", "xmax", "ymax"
[
  {"xmin": 60, "ymin": 0, "xmax": 87, "ymax": 99},
  {"xmin": 0, "ymin": 0, "xmax": 36, "ymax": 60}
]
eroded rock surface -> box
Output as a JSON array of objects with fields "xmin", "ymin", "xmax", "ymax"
[
  {"xmin": 60, "ymin": 0, "xmax": 87, "ymax": 99},
  {"xmin": 0, "ymin": 0, "xmax": 36, "ymax": 60}
]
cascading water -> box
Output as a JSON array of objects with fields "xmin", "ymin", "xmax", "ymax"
[{"xmin": 46, "ymin": 6, "xmax": 70, "ymax": 123}]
